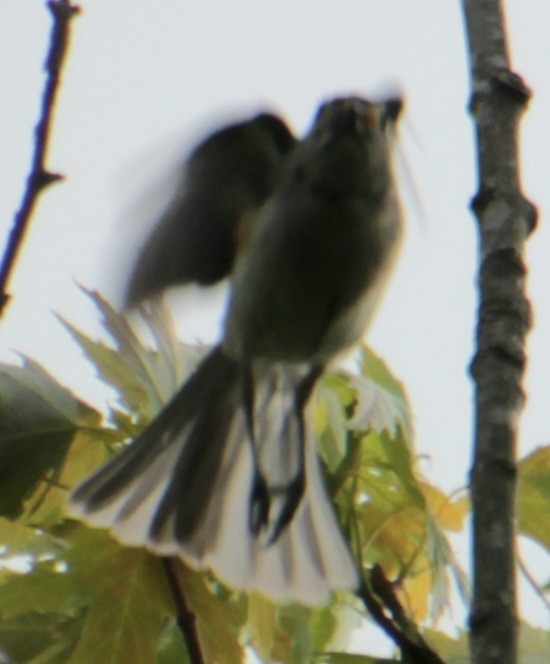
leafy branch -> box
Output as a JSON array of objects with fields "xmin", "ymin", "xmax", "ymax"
[
  {"xmin": 0, "ymin": 0, "xmax": 79, "ymax": 316},
  {"xmin": 0, "ymin": 292, "xmax": 548, "ymax": 662}
]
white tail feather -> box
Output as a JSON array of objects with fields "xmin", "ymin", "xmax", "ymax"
[{"xmin": 69, "ymin": 352, "xmax": 358, "ymax": 605}]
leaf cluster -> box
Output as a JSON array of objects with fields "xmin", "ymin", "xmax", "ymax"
[{"xmin": 0, "ymin": 292, "xmax": 548, "ymax": 663}]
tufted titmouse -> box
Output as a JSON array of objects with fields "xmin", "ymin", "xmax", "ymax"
[{"xmin": 70, "ymin": 97, "xmax": 404, "ymax": 605}]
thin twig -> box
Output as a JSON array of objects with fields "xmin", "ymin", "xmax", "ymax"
[
  {"xmin": 518, "ymin": 556, "xmax": 550, "ymax": 612},
  {"xmin": 358, "ymin": 565, "xmax": 446, "ymax": 664},
  {"xmin": 162, "ymin": 557, "xmax": 205, "ymax": 664},
  {"xmin": 460, "ymin": 2, "xmax": 536, "ymax": 663},
  {"xmin": 0, "ymin": 0, "xmax": 80, "ymax": 316}
]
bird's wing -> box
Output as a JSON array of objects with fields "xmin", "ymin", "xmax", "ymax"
[{"xmin": 124, "ymin": 113, "xmax": 295, "ymax": 307}]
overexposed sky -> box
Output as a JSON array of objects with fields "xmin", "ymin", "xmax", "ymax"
[{"xmin": 1, "ymin": 0, "xmax": 548, "ymax": 655}]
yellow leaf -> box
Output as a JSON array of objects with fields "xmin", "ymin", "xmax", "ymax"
[
  {"xmin": 399, "ymin": 568, "xmax": 432, "ymax": 623},
  {"xmin": 518, "ymin": 445, "xmax": 550, "ymax": 550},
  {"xmin": 358, "ymin": 503, "xmax": 427, "ymax": 578},
  {"xmin": 420, "ymin": 483, "xmax": 469, "ymax": 532},
  {"xmin": 247, "ymin": 594, "xmax": 277, "ymax": 661}
]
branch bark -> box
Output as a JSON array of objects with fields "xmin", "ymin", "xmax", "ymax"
[
  {"xmin": 0, "ymin": 0, "xmax": 79, "ymax": 317},
  {"xmin": 460, "ymin": 2, "xmax": 536, "ymax": 663},
  {"xmin": 162, "ymin": 558, "xmax": 206, "ymax": 664},
  {"xmin": 358, "ymin": 566, "xmax": 446, "ymax": 663}
]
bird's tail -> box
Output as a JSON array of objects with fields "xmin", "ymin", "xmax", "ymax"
[{"xmin": 70, "ymin": 346, "xmax": 358, "ymax": 604}]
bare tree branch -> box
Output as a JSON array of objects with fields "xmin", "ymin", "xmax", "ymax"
[
  {"xmin": 358, "ymin": 565, "xmax": 446, "ymax": 663},
  {"xmin": 0, "ymin": 0, "xmax": 80, "ymax": 316},
  {"xmin": 460, "ymin": 2, "xmax": 537, "ymax": 663},
  {"xmin": 162, "ymin": 558, "xmax": 206, "ymax": 664}
]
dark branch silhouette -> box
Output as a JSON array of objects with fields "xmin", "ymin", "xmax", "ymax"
[
  {"xmin": 0, "ymin": 0, "xmax": 80, "ymax": 316},
  {"xmin": 162, "ymin": 558, "xmax": 205, "ymax": 664},
  {"xmin": 461, "ymin": 2, "xmax": 536, "ymax": 663},
  {"xmin": 358, "ymin": 565, "xmax": 446, "ymax": 663}
]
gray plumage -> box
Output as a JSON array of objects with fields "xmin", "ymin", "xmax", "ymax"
[{"xmin": 70, "ymin": 97, "xmax": 403, "ymax": 605}]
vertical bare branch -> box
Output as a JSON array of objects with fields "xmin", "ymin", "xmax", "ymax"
[
  {"xmin": 461, "ymin": 2, "xmax": 537, "ymax": 663},
  {"xmin": 162, "ymin": 558, "xmax": 205, "ymax": 664},
  {"xmin": 0, "ymin": 0, "xmax": 80, "ymax": 316}
]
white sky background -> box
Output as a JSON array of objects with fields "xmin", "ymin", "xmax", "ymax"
[{"xmin": 1, "ymin": 0, "xmax": 548, "ymax": 656}]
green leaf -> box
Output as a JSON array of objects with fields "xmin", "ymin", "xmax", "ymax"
[
  {"xmin": 0, "ymin": 525, "xmax": 181, "ymax": 663},
  {"xmin": 0, "ymin": 558, "xmax": 85, "ymax": 618},
  {"xmin": 247, "ymin": 593, "xmax": 280, "ymax": 661},
  {"xmin": 358, "ymin": 346, "xmax": 413, "ymax": 439},
  {"xmin": 68, "ymin": 551, "xmax": 173, "ymax": 664},
  {"xmin": 379, "ymin": 429, "xmax": 424, "ymax": 507},
  {"xmin": 359, "ymin": 346, "xmax": 406, "ymax": 400},
  {"xmin": 345, "ymin": 373, "xmax": 409, "ymax": 441},
  {"xmin": 246, "ymin": 597, "xmax": 350, "ymax": 664},
  {"xmin": 156, "ymin": 618, "xmax": 191, "ymax": 664},
  {"xmin": 317, "ymin": 380, "xmax": 350, "ymax": 472},
  {"xmin": 14, "ymin": 525, "xmax": 174, "ymax": 664},
  {"xmin": 56, "ymin": 430, "xmax": 112, "ymax": 495},
  {"xmin": 176, "ymin": 566, "xmax": 247, "ymax": 664},
  {"xmin": 313, "ymin": 654, "xmax": 399, "ymax": 663},
  {"xmin": 0, "ymin": 357, "xmax": 88, "ymax": 427},
  {"xmin": 518, "ymin": 446, "xmax": 550, "ymax": 551},
  {"xmin": 28, "ymin": 636, "xmax": 79, "ymax": 664},
  {"xmin": 322, "ymin": 373, "xmax": 357, "ymax": 410},
  {"xmin": 0, "ymin": 516, "xmax": 50, "ymax": 559},
  {"xmin": 424, "ymin": 516, "xmax": 453, "ymax": 620},
  {"xmin": 0, "ymin": 612, "xmax": 79, "ymax": 664},
  {"xmin": 0, "ymin": 359, "xmax": 94, "ymax": 518},
  {"xmin": 356, "ymin": 429, "xmax": 424, "ymax": 510},
  {"xmin": 59, "ymin": 315, "xmax": 160, "ymax": 422},
  {"xmin": 5, "ymin": 425, "xmax": 112, "ymax": 532},
  {"xmin": 59, "ymin": 290, "xmax": 206, "ymax": 423},
  {"xmin": 307, "ymin": 603, "xmax": 338, "ymax": 654},
  {"xmin": 329, "ymin": 421, "xmax": 466, "ymax": 622}
]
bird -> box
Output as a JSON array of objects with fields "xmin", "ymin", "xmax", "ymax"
[{"xmin": 70, "ymin": 96, "xmax": 404, "ymax": 605}]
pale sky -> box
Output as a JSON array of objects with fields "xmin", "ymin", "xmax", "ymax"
[{"xmin": 0, "ymin": 0, "xmax": 548, "ymax": 656}]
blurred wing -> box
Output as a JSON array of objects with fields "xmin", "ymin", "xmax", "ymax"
[{"xmin": 125, "ymin": 113, "xmax": 295, "ymax": 307}]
